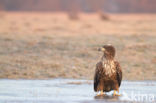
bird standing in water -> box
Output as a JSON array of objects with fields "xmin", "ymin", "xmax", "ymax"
[{"xmin": 94, "ymin": 44, "xmax": 122, "ymax": 96}]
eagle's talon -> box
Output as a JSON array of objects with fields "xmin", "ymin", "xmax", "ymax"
[
  {"xmin": 113, "ymin": 90, "xmax": 120, "ymax": 96},
  {"xmin": 97, "ymin": 91, "xmax": 106, "ymax": 96},
  {"xmin": 96, "ymin": 94, "xmax": 101, "ymax": 96},
  {"xmin": 96, "ymin": 94, "xmax": 106, "ymax": 96},
  {"xmin": 113, "ymin": 94, "xmax": 120, "ymax": 96}
]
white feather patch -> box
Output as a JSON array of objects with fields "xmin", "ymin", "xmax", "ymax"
[{"xmin": 102, "ymin": 60, "xmax": 115, "ymax": 77}]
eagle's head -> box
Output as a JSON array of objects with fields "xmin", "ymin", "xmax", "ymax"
[{"xmin": 98, "ymin": 44, "xmax": 116, "ymax": 59}]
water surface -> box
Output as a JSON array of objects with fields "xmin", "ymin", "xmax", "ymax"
[{"xmin": 0, "ymin": 79, "xmax": 156, "ymax": 103}]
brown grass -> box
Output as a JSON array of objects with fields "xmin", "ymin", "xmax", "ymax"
[{"xmin": 0, "ymin": 12, "xmax": 156, "ymax": 80}]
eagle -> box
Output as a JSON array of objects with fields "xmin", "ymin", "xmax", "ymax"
[{"xmin": 94, "ymin": 44, "xmax": 122, "ymax": 96}]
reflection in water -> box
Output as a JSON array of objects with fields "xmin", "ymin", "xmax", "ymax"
[{"xmin": 94, "ymin": 95, "xmax": 119, "ymax": 102}]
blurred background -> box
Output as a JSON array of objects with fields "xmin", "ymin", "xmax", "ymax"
[
  {"xmin": 0, "ymin": 0, "xmax": 156, "ymax": 13},
  {"xmin": 0, "ymin": 0, "xmax": 156, "ymax": 80}
]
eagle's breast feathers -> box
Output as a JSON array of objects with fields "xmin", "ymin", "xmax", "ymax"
[
  {"xmin": 102, "ymin": 60, "xmax": 116, "ymax": 77},
  {"xmin": 96, "ymin": 60, "xmax": 116, "ymax": 78}
]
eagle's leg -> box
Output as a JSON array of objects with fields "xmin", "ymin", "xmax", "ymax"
[
  {"xmin": 113, "ymin": 89, "xmax": 120, "ymax": 96},
  {"xmin": 100, "ymin": 90, "xmax": 104, "ymax": 95},
  {"xmin": 97, "ymin": 90, "xmax": 105, "ymax": 96}
]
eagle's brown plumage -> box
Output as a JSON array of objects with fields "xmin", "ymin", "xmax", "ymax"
[{"xmin": 94, "ymin": 44, "xmax": 122, "ymax": 95}]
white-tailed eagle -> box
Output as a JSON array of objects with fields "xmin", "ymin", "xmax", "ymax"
[{"xmin": 94, "ymin": 44, "xmax": 122, "ymax": 96}]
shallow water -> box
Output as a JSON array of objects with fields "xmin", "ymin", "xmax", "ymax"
[{"xmin": 0, "ymin": 79, "xmax": 156, "ymax": 103}]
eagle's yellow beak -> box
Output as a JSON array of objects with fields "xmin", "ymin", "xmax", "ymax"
[{"xmin": 98, "ymin": 47, "xmax": 105, "ymax": 52}]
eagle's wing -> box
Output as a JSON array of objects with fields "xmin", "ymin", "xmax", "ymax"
[
  {"xmin": 94, "ymin": 62, "xmax": 102, "ymax": 92},
  {"xmin": 115, "ymin": 61, "xmax": 122, "ymax": 87}
]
